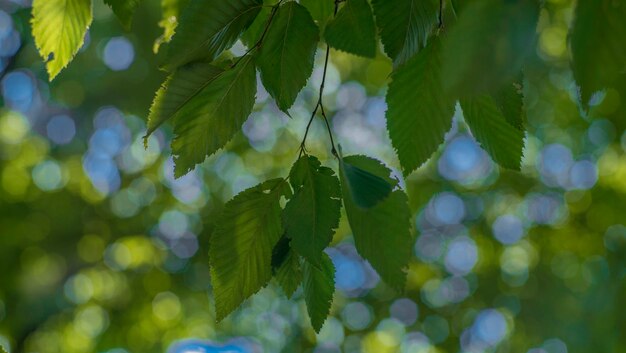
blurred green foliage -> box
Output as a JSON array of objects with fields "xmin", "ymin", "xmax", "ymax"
[{"xmin": 1, "ymin": 0, "xmax": 626, "ymax": 353}]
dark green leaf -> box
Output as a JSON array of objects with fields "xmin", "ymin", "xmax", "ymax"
[
  {"xmin": 210, "ymin": 179, "xmax": 289, "ymax": 321},
  {"xmin": 442, "ymin": 0, "xmax": 539, "ymax": 94},
  {"xmin": 339, "ymin": 158, "xmax": 412, "ymax": 290},
  {"xmin": 324, "ymin": 0, "xmax": 377, "ymax": 58},
  {"xmin": 301, "ymin": 0, "xmax": 334, "ymax": 34},
  {"xmin": 342, "ymin": 155, "xmax": 399, "ymax": 187},
  {"xmin": 386, "ymin": 37, "xmax": 455, "ymax": 176},
  {"xmin": 146, "ymin": 62, "xmax": 224, "ymax": 137},
  {"xmin": 303, "ymin": 252, "xmax": 335, "ymax": 332},
  {"xmin": 241, "ymin": 5, "xmax": 270, "ymax": 47},
  {"xmin": 258, "ymin": 2, "xmax": 319, "ymax": 112},
  {"xmin": 492, "ymin": 79, "xmax": 525, "ymax": 131},
  {"xmin": 339, "ymin": 155, "xmax": 392, "ymax": 209},
  {"xmin": 371, "ymin": 0, "xmax": 438, "ymax": 67},
  {"xmin": 273, "ymin": 237, "xmax": 303, "ymax": 298},
  {"xmin": 283, "ymin": 156, "xmax": 341, "ymax": 266},
  {"xmin": 460, "ymin": 94, "xmax": 525, "ymax": 170},
  {"xmin": 570, "ymin": 0, "xmax": 626, "ymax": 104},
  {"xmin": 171, "ymin": 56, "xmax": 257, "ymax": 177},
  {"xmin": 104, "ymin": 0, "xmax": 142, "ymax": 30},
  {"xmin": 164, "ymin": 0, "xmax": 262, "ymax": 70}
]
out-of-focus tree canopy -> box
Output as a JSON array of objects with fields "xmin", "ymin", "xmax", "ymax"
[{"xmin": 1, "ymin": 0, "xmax": 626, "ymax": 352}]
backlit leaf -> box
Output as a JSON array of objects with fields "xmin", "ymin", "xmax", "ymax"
[
  {"xmin": 146, "ymin": 61, "xmax": 223, "ymax": 137},
  {"xmin": 154, "ymin": 0, "xmax": 190, "ymax": 53},
  {"xmin": 164, "ymin": 0, "xmax": 262, "ymax": 70},
  {"xmin": 171, "ymin": 56, "xmax": 256, "ymax": 177},
  {"xmin": 210, "ymin": 179, "xmax": 289, "ymax": 321},
  {"xmin": 32, "ymin": 0, "xmax": 93, "ymax": 80}
]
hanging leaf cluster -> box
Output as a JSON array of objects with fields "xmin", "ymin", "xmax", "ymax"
[{"xmin": 30, "ymin": 0, "xmax": 626, "ymax": 331}]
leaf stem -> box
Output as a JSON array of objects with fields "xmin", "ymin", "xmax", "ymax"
[{"xmin": 299, "ymin": 0, "xmax": 341, "ymax": 159}]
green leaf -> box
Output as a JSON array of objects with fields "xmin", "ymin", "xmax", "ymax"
[
  {"xmin": 339, "ymin": 157, "xmax": 412, "ymax": 291},
  {"xmin": 492, "ymin": 79, "xmax": 525, "ymax": 131},
  {"xmin": 460, "ymin": 94, "xmax": 525, "ymax": 170},
  {"xmin": 324, "ymin": 0, "xmax": 377, "ymax": 58},
  {"xmin": 164, "ymin": 0, "xmax": 262, "ymax": 70},
  {"xmin": 209, "ymin": 178, "xmax": 289, "ymax": 321},
  {"xmin": 303, "ymin": 252, "xmax": 335, "ymax": 332},
  {"xmin": 154, "ymin": 0, "xmax": 190, "ymax": 53},
  {"xmin": 283, "ymin": 156, "xmax": 341, "ymax": 266},
  {"xmin": 371, "ymin": 0, "xmax": 438, "ymax": 67},
  {"xmin": 301, "ymin": 0, "xmax": 334, "ymax": 33},
  {"xmin": 171, "ymin": 56, "xmax": 256, "ymax": 177},
  {"xmin": 442, "ymin": 0, "xmax": 539, "ymax": 94},
  {"xmin": 339, "ymin": 155, "xmax": 392, "ymax": 209},
  {"xmin": 104, "ymin": 0, "xmax": 142, "ymax": 30},
  {"xmin": 272, "ymin": 236, "xmax": 303, "ymax": 298},
  {"xmin": 258, "ymin": 2, "xmax": 319, "ymax": 113},
  {"xmin": 570, "ymin": 0, "xmax": 626, "ymax": 104},
  {"xmin": 146, "ymin": 62, "xmax": 224, "ymax": 138},
  {"xmin": 31, "ymin": 0, "xmax": 93, "ymax": 80},
  {"xmin": 241, "ymin": 5, "xmax": 270, "ymax": 47},
  {"xmin": 342, "ymin": 155, "xmax": 399, "ymax": 187},
  {"xmin": 386, "ymin": 37, "xmax": 455, "ymax": 176}
]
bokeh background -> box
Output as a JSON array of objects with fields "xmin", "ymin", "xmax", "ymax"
[{"xmin": 2, "ymin": 0, "xmax": 626, "ymax": 352}]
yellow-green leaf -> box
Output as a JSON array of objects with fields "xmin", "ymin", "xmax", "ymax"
[{"xmin": 32, "ymin": 0, "xmax": 93, "ymax": 80}]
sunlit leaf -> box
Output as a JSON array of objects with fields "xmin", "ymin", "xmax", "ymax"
[
  {"xmin": 210, "ymin": 179, "xmax": 290, "ymax": 321},
  {"xmin": 386, "ymin": 36, "xmax": 455, "ymax": 176},
  {"xmin": 32, "ymin": 0, "xmax": 92, "ymax": 80},
  {"xmin": 258, "ymin": 2, "xmax": 319, "ymax": 113},
  {"xmin": 303, "ymin": 252, "xmax": 335, "ymax": 332},
  {"xmin": 154, "ymin": 0, "xmax": 190, "ymax": 53},
  {"xmin": 324, "ymin": 0, "xmax": 376, "ymax": 58}
]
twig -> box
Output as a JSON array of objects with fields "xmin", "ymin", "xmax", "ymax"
[{"xmin": 299, "ymin": 0, "xmax": 341, "ymax": 158}]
